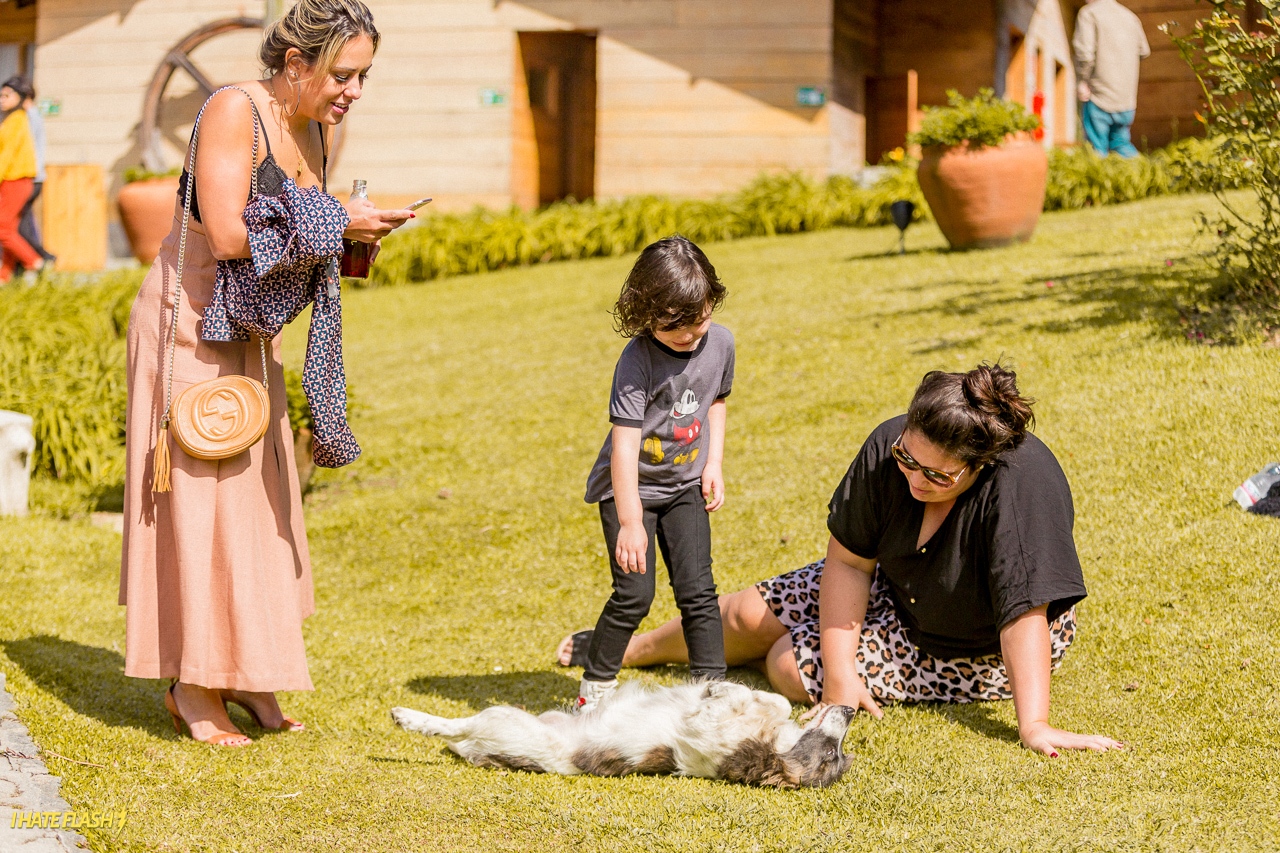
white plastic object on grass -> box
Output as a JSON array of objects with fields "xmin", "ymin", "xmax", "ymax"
[
  {"xmin": 1233, "ymin": 462, "xmax": 1280, "ymax": 510},
  {"xmin": 0, "ymin": 410, "xmax": 36, "ymax": 517}
]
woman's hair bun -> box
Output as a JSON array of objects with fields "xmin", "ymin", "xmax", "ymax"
[
  {"xmin": 960, "ymin": 363, "xmax": 1034, "ymax": 438},
  {"xmin": 906, "ymin": 361, "xmax": 1035, "ymax": 467}
]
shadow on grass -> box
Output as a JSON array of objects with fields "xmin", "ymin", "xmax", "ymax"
[
  {"xmin": 844, "ymin": 246, "xmax": 947, "ymax": 262},
  {"xmin": 2, "ymin": 635, "xmax": 171, "ymax": 737},
  {"xmin": 407, "ymin": 670, "xmax": 580, "ymax": 714},
  {"xmin": 909, "ymin": 332, "xmax": 991, "ymax": 356},
  {"xmin": 1020, "ymin": 262, "xmax": 1215, "ymax": 336},
  {"xmin": 916, "ymin": 701, "xmax": 1021, "ymax": 745},
  {"xmin": 368, "ymin": 755, "xmax": 445, "ymax": 767},
  {"xmin": 876, "ymin": 259, "xmax": 1216, "ymax": 339}
]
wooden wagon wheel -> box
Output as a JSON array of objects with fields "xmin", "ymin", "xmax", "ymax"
[{"xmin": 138, "ymin": 17, "xmax": 347, "ymax": 174}]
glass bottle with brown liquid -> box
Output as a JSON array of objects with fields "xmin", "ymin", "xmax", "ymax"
[{"xmin": 340, "ymin": 179, "xmax": 372, "ymax": 278}]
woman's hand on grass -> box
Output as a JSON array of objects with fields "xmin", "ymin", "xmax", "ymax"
[
  {"xmin": 615, "ymin": 522, "xmax": 647, "ymax": 574},
  {"xmin": 1019, "ymin": 721, "xmax": 1123, "ymax": 757}
]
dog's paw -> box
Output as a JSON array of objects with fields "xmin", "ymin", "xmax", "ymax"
[{"xmin": 391, "ymin": 706, "xmax": 431, "ymax": 733}]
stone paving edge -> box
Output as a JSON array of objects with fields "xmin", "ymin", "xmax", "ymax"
[{"xmin": 0, "ymin": 670, "xmax": 91, "ymax": 851}]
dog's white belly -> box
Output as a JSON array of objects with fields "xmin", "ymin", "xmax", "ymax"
[
  {"xmin": 579, "ymin": 682, "xmax": 793, "ymax": 779},
  {"xmin": 552, "ymin": 701, "xmax": 677, "ymax": 775}
]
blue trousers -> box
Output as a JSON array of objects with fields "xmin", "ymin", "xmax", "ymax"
[{"xmin": 1081, "ymin": 101, "xmax": 1139, "ymax": 158}]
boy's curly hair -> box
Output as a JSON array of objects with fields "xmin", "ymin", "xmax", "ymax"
[{"xmin": 613, "ymin": 236, "xmax": 726, "ymax": 338}]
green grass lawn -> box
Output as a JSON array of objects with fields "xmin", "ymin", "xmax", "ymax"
[{"xmin": 2, "ymin": 191, "xmax": 1278, "ymax": 851}]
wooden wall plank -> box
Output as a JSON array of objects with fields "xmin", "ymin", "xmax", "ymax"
[{"xmin": 43, "ymin": 164, "xmax": 107, "ymax": 271}]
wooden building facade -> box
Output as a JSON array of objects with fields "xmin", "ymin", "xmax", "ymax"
[{"xmin": 0, "ymin": 0, "xmax": 1221, "ymax": 258}]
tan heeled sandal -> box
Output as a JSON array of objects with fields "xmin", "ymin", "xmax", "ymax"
[
  {"xmin": 164, "ymin": 683, "xmax": 251, "ymax": 747},
  {"xmin": 221, "ymin": 690, "xmax": 304, "ymax": 732}
]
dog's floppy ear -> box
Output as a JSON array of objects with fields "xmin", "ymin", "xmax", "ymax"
[{"xmin": 717, "ymin": 738, "xmax": 801, "ymax": 789}]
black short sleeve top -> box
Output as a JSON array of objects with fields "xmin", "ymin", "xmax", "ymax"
[{"xmin": 827, "ymin": 415, "xmax": 1087, "ymax": 659}]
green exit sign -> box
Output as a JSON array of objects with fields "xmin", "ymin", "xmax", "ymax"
[
  {"xmin": 795, "ymin": 86, "xmax": 826, "ymax": 107},
  {"xmin": 479, "ymin": 88, "xmax": 506, "ymax": 106},
  {"xmin": 38, "ymin": 98, "xmax": 61, "ymax": 117}
]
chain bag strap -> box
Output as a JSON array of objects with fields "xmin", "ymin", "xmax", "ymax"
[{"xmin": 153, "ymin": 86, "xmax": 272, "ymax": 493}]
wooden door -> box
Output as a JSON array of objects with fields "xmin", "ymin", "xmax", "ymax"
[
  {"xmin": 513, "ymin": 32, "xmax": 597, "ymax": 208},
  {"xmin": 1053, "ymin": 60, "xmax": 1068, "ymax": 144},
  {"xmin": 1006, "ymin": 28, "xmax": 1026, "ymax": 106},
  {"xmin": 865, "ymin": 70, "xmax": 919, "ymax": 163}
]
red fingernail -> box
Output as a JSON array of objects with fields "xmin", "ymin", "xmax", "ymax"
[
  {"xmin": 1050, "ymin": 751, "xmax": 1059, "ymax": 758},
  {"xmin": 410, "ymin": 213, "xmax": 416, "ymax": 218}
]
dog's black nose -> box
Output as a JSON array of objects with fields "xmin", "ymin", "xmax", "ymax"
[{"xmin": 831, "ymin": 705, "xmax": 856, "ymax": 724}]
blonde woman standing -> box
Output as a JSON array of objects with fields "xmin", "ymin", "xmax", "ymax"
[{"xmin": 121, "ymin": 0, "xmax": 411, "ymax": 746}]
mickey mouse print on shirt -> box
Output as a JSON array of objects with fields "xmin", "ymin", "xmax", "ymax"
[
  {"xmin": 584, "ymin": 323, "xmax": 735, "ymax": 505},
  {"xmin": 671, "ymin": 389, "xmax": 702, "ymax": 448},
  {"xmin": 641, "ymin": 375, "xmax": 704, "ymax": 467}
]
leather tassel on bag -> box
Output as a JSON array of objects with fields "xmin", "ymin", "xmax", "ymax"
[{"xmin": 152, "ymin": 426, "xmax": 172, "ymax": 493}]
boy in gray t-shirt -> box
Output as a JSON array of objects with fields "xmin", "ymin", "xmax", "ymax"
[{"xmin": 569, "ymin": 236, "xmax": 734, "ymax": 712}]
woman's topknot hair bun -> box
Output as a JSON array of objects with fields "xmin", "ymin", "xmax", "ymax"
[
  {"xmin": 906, "ymin": 361, "xmax": 1035, "ymax": 467},
  {"xmin": 960, "ymin": 362, "xmax": 1034, "ymax": 440}
]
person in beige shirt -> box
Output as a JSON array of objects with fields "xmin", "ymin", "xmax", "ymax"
[{"xmin": 1073, "ymin": 0, "xmax": 1150, "ymax": 157}]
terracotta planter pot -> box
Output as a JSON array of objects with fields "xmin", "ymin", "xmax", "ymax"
[
  {"xmin": 116, "ymin": 177, "xmax": 179, "ymax": 265},
  {"xmin": 916, "ymin": 134, "xmax": 1048, "ymax": 250}
]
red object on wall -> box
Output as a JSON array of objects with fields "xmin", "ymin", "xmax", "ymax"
[{"xmin": 1032, "ymin": 91, "xmax": 1046, "ymax": 141}]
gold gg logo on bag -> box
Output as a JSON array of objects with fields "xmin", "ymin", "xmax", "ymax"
[
  {"xmin": 171, "ymin": 376, "xmax": 271, "ymax": 461},
  {"xmin": 194, "ymin": 386, "xmax": 251, "ymax": 439}
]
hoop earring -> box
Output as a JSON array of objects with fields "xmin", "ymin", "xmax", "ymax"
[{"xmin": 286, "ymin": 75, "xmax": 300, "ymax": 118}]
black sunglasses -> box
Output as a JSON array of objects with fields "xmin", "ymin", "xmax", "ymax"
[{"xmin": 890, "ymin": 433, "xmax": 969, "ymax": 487}]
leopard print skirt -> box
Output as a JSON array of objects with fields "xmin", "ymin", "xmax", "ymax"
[{"xmin": 755, "ymin": 559, "xmax": 1077, "ymax": 704}]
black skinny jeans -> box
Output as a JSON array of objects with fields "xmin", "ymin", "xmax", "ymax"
[{"xmin": 584, "ymin": 485, "xmax": 726, "ymax": 683}]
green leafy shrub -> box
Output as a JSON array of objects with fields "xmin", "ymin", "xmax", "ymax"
[
  {"xmin": 284, "ymin": 368, "xmax": 312, "ymax": 437},
  {"xmin": 1168, "ymin": 0, "xmax": 1280, "ymax": 312},
  {"xmin": 908, "ymin": 88, "xmax": 1041, "ymax": 150},
  {"xmin": 0, "ymin": 271, "xmax": 142, "ymax": 483},
  {"xmin": 1042, "ymin": 137, "xmax": 1231, "ymax": 211},
  {"xmin": 368, "ymin": 168, "xmax": 927, "ymax": 286}
]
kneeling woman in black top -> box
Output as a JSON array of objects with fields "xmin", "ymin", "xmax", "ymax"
[{"xmin": 557, "ymin": 363, "xmax": 1122, "ymax": 756}]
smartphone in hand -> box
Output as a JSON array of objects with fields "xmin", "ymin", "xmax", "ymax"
[{"xmin": 405, "ymin": 197, "xmax": 433, "ymax": 211}]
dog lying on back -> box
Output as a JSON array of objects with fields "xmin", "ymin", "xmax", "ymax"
[{"xmin": 391, "ymin": 680, "xmax": 854, "ymax": 789}]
